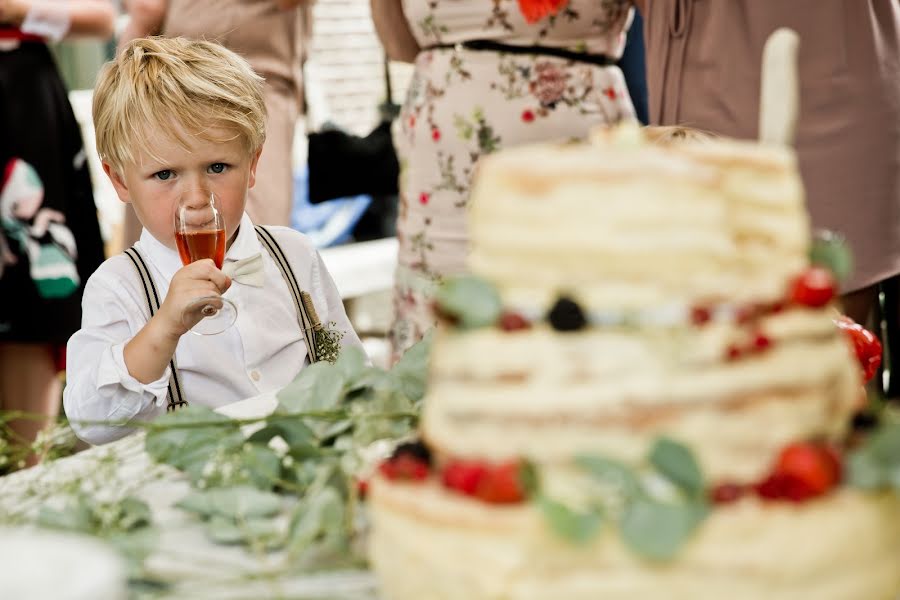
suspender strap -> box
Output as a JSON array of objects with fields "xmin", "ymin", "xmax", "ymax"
[
  {"xmin": 123, "ymin": 247, "xmax": 188, "ymax": 412},
  {"xmin": 254, "ymin": 225, "xmax": 324, "ymax": 363}
]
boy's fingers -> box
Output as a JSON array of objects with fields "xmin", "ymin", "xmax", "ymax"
[{"xmin": 187, "ymin": 259, "xmax": 230, "ymax": 292}]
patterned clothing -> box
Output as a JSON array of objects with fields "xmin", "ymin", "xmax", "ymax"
[
  {"xmin": 391, "ymin": 0, "xmax": 636, "ymax": 358},
  {"xmin": 0, "ymin": 36, "xmax": 105, "ymax": 345}
]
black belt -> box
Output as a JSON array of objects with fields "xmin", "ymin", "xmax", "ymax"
[{"xmin": 425, "ymin": 39, "xmax": 614, "ymax": 67}]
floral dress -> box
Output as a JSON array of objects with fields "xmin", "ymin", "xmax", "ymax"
[{"xmin": 391, "ymin": 0, "xmax": 636, "ymax": 359}]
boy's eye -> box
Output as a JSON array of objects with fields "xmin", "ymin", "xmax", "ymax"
[
  {"xmin": 208, "ymin": 163, "xmax": 227, "ymax": 174},
  {"xmin": 154, "ymin": 170, "xmax": 173, "ymax": 181}
]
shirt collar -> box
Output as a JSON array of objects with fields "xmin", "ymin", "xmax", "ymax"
[{"xmin": 136, "ymin": 212, "xmax": 261, "ymax": 280}]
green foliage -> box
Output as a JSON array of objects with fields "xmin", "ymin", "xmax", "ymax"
[
  {"xmin": 648, "ymin": 437, "xmax": 705, "ymax": 498},
  {"xmin": 810, "ymin": 231, "xmax": 853, "ymax": 284},
  {"xmin": 36, "ymin": 494, "xmax": 157, "ymax": 571},
  {"xmin": 139, "ymin": 336, "xmax": 431, "ymax": 563},
  {"xmin": 847, "ymin": 423, "xmax": 900, "ymax": 491},
  {"xmin": 435, "ymin": 276, "xmax": 503, "ymax": 329},
  {"xmin": 541, "ymin": 437, "xmax": 708, "ymax": 561},
  {"xmin": 537, "ymin": 495, "xmax": 603, "ymax": 545}
]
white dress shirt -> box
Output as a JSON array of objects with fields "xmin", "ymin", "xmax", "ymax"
[{"xmin": 64, "ymin": 213, "xmax": 364, "ymax": 445}]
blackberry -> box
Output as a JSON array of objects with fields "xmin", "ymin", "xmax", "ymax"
[
  {"xmin": 392, "ymin": 440, "xmax": 432, "ymax": 466},
  {"xmin": 547, "ymin": 296, "xmax": 587, "ymax": 332}
]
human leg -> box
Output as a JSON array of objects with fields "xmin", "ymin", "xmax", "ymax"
[{"xmin": 0, "ymin": 342, "xmax": 62, "ymax": 466}]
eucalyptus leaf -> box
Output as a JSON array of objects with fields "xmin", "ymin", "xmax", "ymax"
[
  {"xmin": 810, "ymin": 231, "xmax": 853, "ymax": 284},
  {"xmin": 349, "ymin": 367, "xmax": 391, "ymax": 392},
  {"xmin": 247, "ymin": 420, "xmax": 316, "ymax": 448},
  {"xmin": 175, "ymin": 486, "xmax": 283, "ymax": 520},
  {"xmin": 435, "ymin": 276, "xmax": 502, "ymax": 329},
  {"xmin": 538, "ymin": 496, "xmax": 603, "ymax": 545},
  {"xmin": 145, "ymin": 405, "xmax": 241, "ymax": 470},
  {"xmin": 36, "ymin": 504, "xmax": 93, "ymax": 532},
  {"xmin": 118, "ymin": 497, "xmax": 152, "ymax": 531},
  {"xmin": 867, "ymin": 424, "xmax": 900, "ymax": 464},
  {"xmin": 288, "ymin": 487, "xmax": 344, "ymax": 554},
  {"xmin": 620, "ymin": 496, "xmax": 705, "ymax": 561},
  {"xmin": 241, "ymin": 445, "xmax": 283, "ymax": 490},
  {"xmin": 205, "ymin": 515, "xmax": 283, "ymax": 547},
  {"xmin": 648, "ymin": 437, "xmax": 704, "ymax": 498},
  {"xmin": 277, "ymin": 362, "xmax": 346, "ymax": 414},
  {"xmin": 576, "ymin": 455, "xmax": 639, "ymax": 497},
  {"xmin": 390, "ymin": 332, "xmax": 432, "ymax": 402},
  {"xmin": 334, "ymin": 346, "xmax": 367, "ymax": 385},
  {"xmin": 847, "ymin": 449, "xmax": 886, "ymax": 489}
]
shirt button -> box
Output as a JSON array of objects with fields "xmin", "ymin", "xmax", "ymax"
[{"xmin": 250, "ymin": 370, "xmax": 261, "ymax": 382}]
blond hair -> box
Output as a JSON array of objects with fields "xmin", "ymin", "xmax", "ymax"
[
  {"xmin": 93, "ymin": 37, "xmax": 267, "ymax": 170},
  {"xmin": 643, "ymin": 125, "xmax": 715, "ymax": 146}
]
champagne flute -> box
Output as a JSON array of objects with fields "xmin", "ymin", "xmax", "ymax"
[{"xmin": 174, "ymin": 188, "xmax": 237, "ymax": 335}]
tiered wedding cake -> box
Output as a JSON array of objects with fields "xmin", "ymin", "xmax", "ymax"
[{"xmin": 368, "ymin": 128, "xmax": 900, "ymax": 600}]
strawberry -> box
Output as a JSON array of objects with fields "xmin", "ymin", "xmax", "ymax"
[
  {"xmin": 498, "ymin": 311, "xmax": 531, "ymax": 332},
  {"xmin": 755, "ymin": 442, "xmax": 843, "ymax": 502},
  {"xmin": 475, "ymin": 461, "xmax": 527, "ymax": 504},
  {"xmin": 442, "ymin": 460, "xmax": 488, "ymax": 496},
  {"xmin": 834, "ymin": 316, "xmax": 883, "ymax": 383},
  {"xmin": 788, "ymin": 267, "xmax": 836, "ymax": 308}
]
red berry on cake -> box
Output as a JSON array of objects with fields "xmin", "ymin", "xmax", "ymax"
[
  {"xmin": 788, "ymin": 267, "xmax": 836, "ymax": 308},
  {"xmin": 442, "ymin": 460, "xmax": 489, "ymax": 496},
  {"xmin": 834, "ymin": 315, "xmax": 883, "ymax": 383},
  {"xmin": 498, "ymin": 311, "xmax": 532, "ymax": 331},
  {"xmin": 709, "ymin": 483, "xmax": 746, "ymax": 505},
  {"xmin": 690, "ymin": 305, "xmax": 712, "ymax": 326},
  {"xmin": 379, "ymin": 454, "xmax": 429, "ymax": 482},
  {"xmin": 475, "ymin": 461, "xmax": 527, "ymax": 504},
  {"xmin": 755, "ymin": 442, "xmax": 843, "ymax": 502}
]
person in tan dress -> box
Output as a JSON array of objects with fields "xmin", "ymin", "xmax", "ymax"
[
  {"xmin": 119, "ymin": 0, "xmax": 313, "ymax": 242},
  {"xmin": 643, "ymin": 0, "xmax": 900, "ymax": 331}
]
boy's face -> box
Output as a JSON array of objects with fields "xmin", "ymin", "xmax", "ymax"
[{"xmin": 103, "ymin": 124, "xmax": 262, "ymax": 251}]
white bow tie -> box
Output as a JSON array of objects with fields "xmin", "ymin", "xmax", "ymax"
[{"xmin": 223, "ymin": 253, "xmax": 265, "ymax": 287}]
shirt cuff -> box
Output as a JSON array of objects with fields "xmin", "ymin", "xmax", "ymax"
[{"xmin": 98, "ymin": 342, "xmax": 172, "ymax": 409}]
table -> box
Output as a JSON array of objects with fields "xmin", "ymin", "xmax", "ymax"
[{"xmin": 0, "ymin": 393, "xmax": 379, "ymax": 600}]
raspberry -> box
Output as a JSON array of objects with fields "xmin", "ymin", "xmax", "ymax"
[
  {"xmin": 498, "ymin": 311, "xmax": 531, "ymax": 332},
  {"xmin": 789, "ymin": 267, "xmax": 837, "ymax": 308},
  {"xmin": 442, "ymin": 460, "xmax": 488, "ymax": 496}
]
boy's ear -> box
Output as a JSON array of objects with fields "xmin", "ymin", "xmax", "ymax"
[
  {"xmin": 247, "ymin": 148, "xmax": 263, "ymax": 190},
  {"xmin": 102, "ymin": 161, "xmax": 132, "ymax": 203}
]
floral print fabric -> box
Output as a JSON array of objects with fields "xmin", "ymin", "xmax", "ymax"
[{"xmin": 391, "ymin": 0, "xmax": 636, "ymax": 359}]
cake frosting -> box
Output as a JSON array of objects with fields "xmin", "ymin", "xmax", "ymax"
[{"xmin": 369, "ymin": 127, "xmax": 900, "ymax": 599}]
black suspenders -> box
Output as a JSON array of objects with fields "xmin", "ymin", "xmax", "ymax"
[{"xmin": 123, "ymin": 247, "xmax": 187, "ymax": 412}]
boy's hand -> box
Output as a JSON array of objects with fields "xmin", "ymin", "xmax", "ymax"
[{"xmin": 157, "ymin": 259, "xmax": 232, "ymax": 338}]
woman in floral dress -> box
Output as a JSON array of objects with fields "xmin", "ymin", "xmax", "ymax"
[{"xmin": 373, "ymin": 0, "xmax": 636, "ymax": 360}]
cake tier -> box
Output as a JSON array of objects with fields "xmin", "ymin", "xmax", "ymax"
[
  {"xmin": 422, "ymin": 308, "xmax": 859, "ymax": 482},
  {"xmin": 468, "ymin": 139, "xmax": 808, "ymax": 311},
  {"xmin": 370, "ymin": 479, "xmax": 900, "ymax": 600}
]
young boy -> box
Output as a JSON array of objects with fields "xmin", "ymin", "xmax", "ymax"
[{"xmin": 64, "ymin": 37, "xmax": 364, "ymax": 445}]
